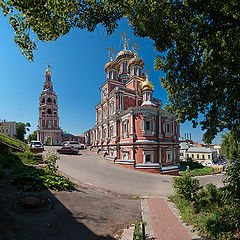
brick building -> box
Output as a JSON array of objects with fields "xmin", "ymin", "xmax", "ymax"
[
  {"xmin": 37, "ymin": 66, "xmax": 62, "ymax": 145},
  {"xmin": 84, "ymin": 34, "xmax": 180, "ymax": 174}
]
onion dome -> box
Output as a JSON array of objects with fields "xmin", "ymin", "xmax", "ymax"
[
  {"xmin": 104, "ymin": 60, "xmax": 120, "ymax": 72},
  {"xmin": 116, "ymin": 49, "xmax": 134, "ymax": 61},
  {"xmin": 141, "ymin": 76, "xmax": 154, "ymax": 91},
  {"xmin": 128, "ymin": 56, "xmax": 144, "ymax": 69},
  {"xmin": 45, "ymin": 68, "xmax": 51, "ymax": 75}
]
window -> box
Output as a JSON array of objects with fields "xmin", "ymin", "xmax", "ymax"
[
  {"xmin": 47, "ymin": 109, "xmax": 52, "ymax": 114},
  {"xmin": 122, "ymin": 152, "xmax": 129, "ymax": 160},
  {"xmin": 197, "ymin": 154, "xmax": 199, "ymax": 159},
  {"xmin": 202, "ymin": 155, "xmax": 205, "ymax": 159},
  {"xmin": 192, "ymin": 154, "xmax": 194, "ymax": 158},
  {"xmin": 146, "ymin": 121, "xmax": 151, "ymax": 131},
  {"xmin": 134, "ymin": 67, "xmax": 138, "ymax": 76},
  {"xmin": 187, "ymin": 154, "xmax": 189, "ymax": 158},
  {"xmin": 166, "ymin": 123, "xmax": 170, "ymax": 133},
  {"xmin": 47, "ymin": 98, "xmax": 52, "ymax": 103},
  {"xmin": 123, "ymin": 61, "xmax": 127, "ymax": 73},
  {"xmin": 166, "ymin": 151, "xmax": 173, "ymax": 162},
  {"xmin": 6, "ymin": 129, "xmax": 8, "ymax": 133},
  {"xmin": 180, "ymin": 152, "xmax": 183, "ymax": 156},
  {"xmin": 41, "ymin": 98, "xmax": 45, "ymax": 103},
  {"xmin": 208, "ymin": 155, "xmax": 211, "ymax": 159},
  {"xmin": 53, "ymin": 99, "xmax": 56, "ymax": 104},
  {"xmin": 145, "ymin": 155, "xmax": 151, "ymax": 163},
  {"xmin": 2, "ymin": 129, "xmax": 4, "ymax": 133},
  {"xmin": 110, "ymin": 126, "xmax": 113, "ymax": 137}
]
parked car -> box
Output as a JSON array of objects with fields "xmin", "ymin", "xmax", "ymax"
[
  {"xmin": 30, "ymin": 141, "xmax": 44, "ymax": 153},
  {"xmin": 62, "ymin": 141, "xmax": 84, "ymax": 149},
  {"xmin": 57, "ymin": 146, "xmax": 79, "ymax": 155}
]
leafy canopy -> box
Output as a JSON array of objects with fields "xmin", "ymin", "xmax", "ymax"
[
  {"xmin": 1, "ymin": 0, "xmax": 240, "ymax": 142},
  {"xmin": 16, "ymin": 122, "xmax": 30, "ymax": 141}
]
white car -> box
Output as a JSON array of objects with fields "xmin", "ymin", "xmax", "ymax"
[
  {"xmin": 62, "ymin": 141, "xmax": 84, "ymax": 149},
  {"xmin": 30, "ymin": 141, "xmax": 44, "ymax": 152}
]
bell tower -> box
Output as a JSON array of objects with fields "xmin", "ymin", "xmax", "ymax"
[{"xmin": 37, "ymin": 65, "xmax": 62, "ymax": 145}]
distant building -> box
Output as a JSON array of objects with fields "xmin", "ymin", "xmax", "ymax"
[
  {"xmin": 209, "ymin": 145, "xmax": 222, "ymax": 159},
  {"xmin": 179, "ymin": 142, "xmax": 189, "ymax": 161},
  {"xmin": 0, "ymin": 120, "xmax": 16, "ymax": 138},
  {"xmin": 187, "ymin": 146, "xmax": 217, "ymax": 165},
  {"xmin": 37, "ymin": 66, "xmax": 62, "ymax": 145},
  {"xmin": 179, "ymin": 138, "xmax": 218, "ymax": 165},
  {"xmin": 62, "ymin": 133, "xmax": 85, "ymax": 143}
]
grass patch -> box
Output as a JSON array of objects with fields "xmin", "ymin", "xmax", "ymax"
[
  {"xmin": 0, "ymin": 133, "xmax": 28, "ymax": 151},
  {"xmin": 180, "ymin": 161, "xmax": 219, "ymax": 176},
  {"xmin": 180, "ymin": 166, "xmax": 219, "ymax": 176}
]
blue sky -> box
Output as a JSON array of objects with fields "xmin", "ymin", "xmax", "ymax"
[{"xmin": 0, "ymin": 15, "xmax": 223, "ymax": 144}]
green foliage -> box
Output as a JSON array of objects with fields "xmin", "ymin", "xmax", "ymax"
[
  {"xmin": 173, "ymin": 175, "xmax": 201, "ymax": 201},
  {"xmin": 16, "ymin": 122, "xmax": 31, "ymax": 141},
  {"xmin": 15, "ymin": 149, "xmax": 38, "ymax": 165},
  {"xmin": 27, "ymin": 130, "xmax": 37, "ymax": 142},
  {"xmin": 10, "ymin": 165, "xmax": 46, "ymax": 191},
  {"xmin": 221, "ymin": 130, "xmax": 240, "ymax": 203},
  {"xmin": 221, "ymin": 131, "xmax": 240, "ymax": 161},
  {"xmin": 45, "ymin": 136, "xmax": 52, "ymax": 146},
  {"xmin": 0, "ymin": 149, "xmax": 75, "ymax": 192},
  {"xmin": 43, "ymin": 174, "xmax": 76, "ymax": 192},
  {"xmin": 171, "ymin": 175, "xmax": 240, "ymax": 239},
  {"xmin": 133, "ymin": 221, "xmax": 145, "ymax": 240},
  {"xmin": 1, "ymin": 1, "xmax": 239, "ymax": 142},
  {"xmin": 43, "ymin": 152, "xmax": 59, "ymax": 175},
  {"xmin": 0, "ymin": 132, "xmax": 28, "ymax": 151},
  {"xmin": 180, "ymin": 166, "xmax": 219, "ymax": 176},
  {"xmin": 180, "ymin": 161, "xmax": 204, "ymax": 170}
]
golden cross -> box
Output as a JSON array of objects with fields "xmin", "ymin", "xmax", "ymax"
[
  {"xmin": 130, "ymin": 41, "xmax": 140, "ymax": 56},
  {"xmin": 106, "ymin": 45, "xmax": 117, "ymax": 61},
  {"xmin": 46, "ymin": 63, "xmax": 52, "ymax": 70},
  {"xmin": 119, "ymin": 31, "xmax": 131, "ymax": 49}
]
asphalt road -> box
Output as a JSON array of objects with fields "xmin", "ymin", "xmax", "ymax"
[{"xmin": 44, "ymin": 147, "xmax": 224, "ymax": 197}]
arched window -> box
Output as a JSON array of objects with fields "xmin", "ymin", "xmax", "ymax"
[
  {"xmin": 41, "ymin": 98, "xmax": 45, "ymax": 103},
  {"xmin": 47, "ymin": 98, "xmax": 52, "ymax": 103},
  {"xmin": 47, "ymin": 109, "xmax": 52, "ymax": 114},
  {"xmin": 53, "ymin": 99, "xmax": 56, "ymax": 104}
]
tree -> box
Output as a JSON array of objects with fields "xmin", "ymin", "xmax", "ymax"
[
  {"xmin": 221, "ymin": 130, "xmax": 240, "ymax": 203},
  {"xmin": 16, "ymin": 122, "xmax": 31, "ymax": 141},
  {"xmin": 27, "ymin": 130, "xmax": 37, "ymax": 142},
  {"xmin": 1, "ymin": 0, "xmax": 240, "ymax": 142}
]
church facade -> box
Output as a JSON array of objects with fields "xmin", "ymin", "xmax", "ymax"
[
  {"xmin": 37, "ymin": 67, "xmax": 62, "ymax": 145},
  {"xmin": 85, "ymin": 35, "xmax": 180, "ymax": 174}
]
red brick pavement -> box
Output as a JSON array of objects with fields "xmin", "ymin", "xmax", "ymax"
[{"xmin": 148, "ymin": 198, "xmax": 192, "ymax": 240}]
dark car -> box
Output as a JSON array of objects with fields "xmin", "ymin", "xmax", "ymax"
[{"xmin": 57, "ymin": 146, "xmax": 79, "ymax": 155}]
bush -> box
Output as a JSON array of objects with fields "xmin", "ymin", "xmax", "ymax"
[
  {"xmin": 43, "ymin": 152, "xmax": 59, "ymax": 174},
  {"xmin": 180, "ymin": 161, "xmax": 204, "ymax": 170},
  {"xmin": 15, "ymin": 149, "xmax": 38, "ymax": 165},
  {"xmin": 171, "ymin": 175, "xmax": 240, "ymax": 239},
  {"xmin": 173, "ymin": 175, "xmax": 201, "ymax": 201},
  {"xmin": 10, "ymin": 165, "xmax": 46, "ymax": 191},
  {"xmin": 43, "ymin": 174, "xmax": 76, "ymax": 191}
]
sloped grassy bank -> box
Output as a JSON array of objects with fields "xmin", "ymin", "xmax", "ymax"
[{"xmin": 0, "ymin": 149, "xmax": 76, "ymax": 191}]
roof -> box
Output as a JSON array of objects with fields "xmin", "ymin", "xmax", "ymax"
[
  {"xmin": 187, "ymin": 146, "xmax": 217, "ymax": 153},
  {"xmin": 180, "ymin": 142, "xmax": 189, "ymax": 150}
]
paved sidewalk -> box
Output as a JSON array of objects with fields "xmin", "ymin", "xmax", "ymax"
[{"xmin": 142, "ymin": 198, "xmax": 194, "ymax": 240}]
